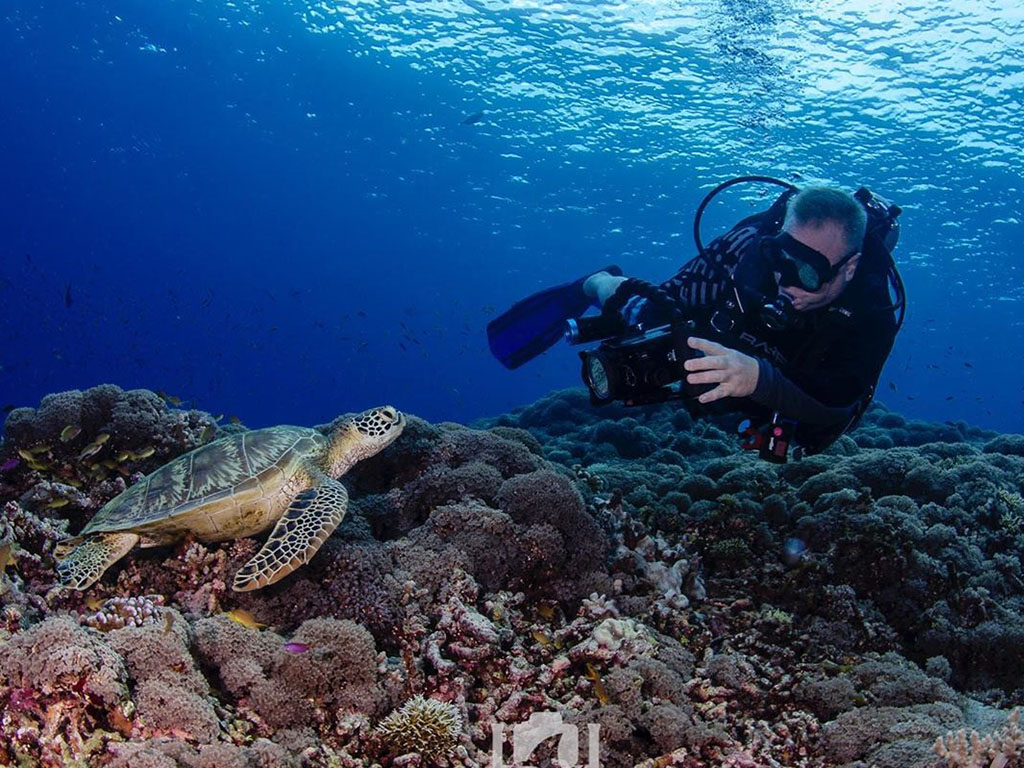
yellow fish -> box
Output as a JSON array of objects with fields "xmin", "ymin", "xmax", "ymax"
[
  {"xmin": 86, "ymin": 596, "xmax": 105, "ymax": 611},
  {"xmin": 27, "ymin": 459, "xmax": 49, "ymax": 471},
  {"xmin": 28, "ymin": 445, "xmax": 51, "ymax": 455},
  {"xmin": 94, "ymin": 433, "xmax": 111, "ymax": 445},
  {"xmin": 226, "ymin": 608, "xmax": 266, "ymax": 629},
  {"xmin": 0, "ymin": 542, "xmax": 12, "ymax": 572},
  {"xmin": 133, "ymin": 446, "xmax": 156, "ymax": 459},
  {"xmin": 200, "ymin": 426, "xmax": 216, "ymax": 443},
  {"xmin": 116, "ymin": 451, "xmax": 130, "ymax": 462},
  {"xmin": 16, "ymin": 449, "xmax": 33, "ymax": 461},
  {"xmin": 531, "ymin": 630, "xmax": 552, "ymax": 646},
  {"xmin": 537, "ymin": 604, "xmax": 556, "ymax": 620},
  {"xmin": 166, "ymin": 395, "xmax": 182, "ymax": 406},
  {"xmin": 60, "ymin": 425, "xmax": 82, "ymax": 442},
  {"xmin": 163, "ymin": 613, "xmax": 175, "ymax": 634},
  {"xmin": 585, "ymin": 663, "xmax": 611, "ymax": 705},
  {"xmin": 44, "ymin": 499, "xmax": 70, "ymax": 509},
  {"xmin": 79, "ymin": 443, "xmax": 104, "ymax": 460},
  {"xmin": 228, "ymin": 415, "xmax": 241, "ymax": 425}
]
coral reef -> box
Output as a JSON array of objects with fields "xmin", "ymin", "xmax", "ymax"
[{"xmin": 1, "ymin": 385, "xmax": 1023, "ymax": 767}]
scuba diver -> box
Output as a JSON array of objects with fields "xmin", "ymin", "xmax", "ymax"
[{"xmin": 487, "ymin": 176, "xmax": 905, "ymax": 462}]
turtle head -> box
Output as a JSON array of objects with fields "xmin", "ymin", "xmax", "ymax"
[{"xmin": 327, "ymin": 405, "xmax": 406, "ymax": 476}]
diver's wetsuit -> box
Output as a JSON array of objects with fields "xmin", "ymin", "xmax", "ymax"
[{"xmin": 621, "ymin": 207, "xmax": 899, "ymax": 453}]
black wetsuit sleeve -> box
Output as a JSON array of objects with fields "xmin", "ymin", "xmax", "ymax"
[
  {"xmin": 750, "ymin": 360, "xmax": 858, "ymax": 426},
  {"xmin": 751, "ymin": 311, "xmax": 896, "ymax": 426}
]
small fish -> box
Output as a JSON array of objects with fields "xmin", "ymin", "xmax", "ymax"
[
  {"xmin": 537, "ymin": 604, "xmax": 556, "ymax": 620},
  {"xmin": 531, "ymin": 630, "xmax": 551, "ymax": 646},
  {"xmin": 0, "ymin": 542, "xmax": 12, "ymax": 572},
  {"xmin": 94, "ymin": 433, "xmax": 111, "ymax": 445},
  {"xmin": 461, "ymin": 110, "xmax": 485, "ymax": 125},
  {"xmin": 79, "ymin": 443, "xmax": 104, "ymax": 460},
  {"xmin": 584, "ymin": 663, "xmax": 611, "ymax": 705},
  {"xmin": 102, "ymin": 459, "xmax": 117, "ymax": 469},
  {"xmin": 226, "ymin": 608, "xmax": 266, "ymax": 629},
  {"xmin": 29, "ymin": 444, "xmax": 51, "ymax": 455},
  {"xmin": 116, "ymin": 451, "xmax": 130, "ymax": 462},
  {"xmin": 17, "ymin": 449, "xmax": 33, "ymax": 461},
  {"xmin": 60, "ymin": 425, "xmax": 82, "ymax": 442},
  {"xmin": 86, "ymin": 596, "xmax": 105, "ymax": 611},
  {"xmin": 200, "ymin": 426, "xmax": 216, "ymax": 442},
  {"xmin": 44, "ymin": 498, "xmax": 70, "ymax": 509},
  {"xmin": 213, "ymin": 414, "xmax": 224, "ymax": 422},
  {"xmin": 166, "ymin": 395, "xmax": 182, "ymax": 406},
  {"xmin": 27, "ymin": 459, "xmax": 49, "ymax": 471},
  {"xmin": 888, "ymin": 381, "xmax": 896, "ymax": 391},
  {"xmin": 228, "ymin": 415, "xmax": 241, "ymax": 425},
  {"xmin": 163, "ymin": 613, "xmax": 175, "ymax": 634},
  {"xmin": 133, "ymin": 446, "xmax": 156, "ymax": 459},
  {"xmin": 0, "ymin": 458, "xmax": 19, "ymax": 472},
  {"xmin": 282, "ymin": 642, "xmax": 309, "ymax": 654},
  {"xmin": 64, "ymin": 282, "xmax": 72, "ymax": 308}
]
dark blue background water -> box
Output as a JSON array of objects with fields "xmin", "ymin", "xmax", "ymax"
[{"xmin": 2, "ymin": 0, "xmax": 1022, "ymax": 433}]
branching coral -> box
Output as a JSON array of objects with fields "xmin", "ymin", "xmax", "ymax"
[
  {"xmin": 935, "ymin": 709, "xmax": 1024, "ymax": 768},
  {"xmin": 376, "ymin": 695, "xmax": 463, "ymax": 761}
]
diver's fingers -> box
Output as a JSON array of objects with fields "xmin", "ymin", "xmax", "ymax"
[
  {"xmin": 698, "ymin": 384, "xmax": 729, "ymax": 404},
  {"xmin": 688, "ymin": 337, "xmax": 728, "ymax": 355},
  {"xmin": 686, "ymin": 369, "xmax": 726, "ymax": 385},
  {"xmin": 684, "ymin": 354, "xmax": 727, "ymax": 371}
]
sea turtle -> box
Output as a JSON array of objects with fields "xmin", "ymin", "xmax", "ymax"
[{"xmin": 55, "ymin": 405, "xmax": 405, "ymax": 592}]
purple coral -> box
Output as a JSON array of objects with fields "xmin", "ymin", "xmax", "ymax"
[{"xmin": 0, "ymin": 617, "xmax": 132, "ymax": 764}]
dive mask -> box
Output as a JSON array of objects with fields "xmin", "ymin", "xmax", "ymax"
[{"xmin": 763, "ymin": 232, "xmax": 858, "ymax": 292}]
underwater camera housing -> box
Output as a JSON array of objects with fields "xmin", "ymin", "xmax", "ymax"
[{"xmin": 564, "ymin": 280, "xmax": 708, "ymax": 407}]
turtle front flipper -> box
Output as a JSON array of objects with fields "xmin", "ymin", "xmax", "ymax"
[
  {"xmin": 233, "ymin": 478, "xmax": 349, "ymax": 592},
  {"xmin": 57, "ymin": 533, "xmax": 140, "ymax": 590}
]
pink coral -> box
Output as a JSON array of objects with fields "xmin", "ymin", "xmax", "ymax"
[
  {"xmin": 134, "ymin": 678, "xmax": 221, "ymax": 742},
  {"xmin": 0, "ymin": 616, "xmax": 132, "ymax": 765}
]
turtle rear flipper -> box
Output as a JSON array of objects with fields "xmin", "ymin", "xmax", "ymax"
[
  {"xmin": 57, "ymin": 533, "xmax": 140, "ymax": 590},
  {"xmin": 232, "ymin": 477, "xmax": 349, "ymax": 592}
]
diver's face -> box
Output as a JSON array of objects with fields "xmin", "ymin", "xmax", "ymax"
[{"xmin": 775, "ymin": 220, "xmax": 860, "ymax": 312}]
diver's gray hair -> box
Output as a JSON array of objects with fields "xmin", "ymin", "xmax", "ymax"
[{"xmin": 784, "ymin": 187, "xmax": 867, "ymax": 253}]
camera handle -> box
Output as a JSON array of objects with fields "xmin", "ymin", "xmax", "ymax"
[{"xmin": 600, "ymin": 277, "xmax": 685, "ymax": 325}]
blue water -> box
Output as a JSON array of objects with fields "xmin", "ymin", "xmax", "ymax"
[{"xmin": 2, "ymin": 0, "xmax": 1022, "ymax": 434}]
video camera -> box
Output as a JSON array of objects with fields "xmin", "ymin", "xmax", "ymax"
[
  {"xmin": 564, "ymin": 291, "xmax": 798, "ymax": 463},
  {"xmin": 563, "ymin": 279, "xmax": 709, "ymax": 408}
]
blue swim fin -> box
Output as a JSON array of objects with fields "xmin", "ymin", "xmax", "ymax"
[{"xmin": 487, "ymin": 265, "xmax": 623, "ymax": 370}]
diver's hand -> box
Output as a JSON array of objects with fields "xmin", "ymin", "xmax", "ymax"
[
  {"xmin": 583, "ymin": 271, "xmax": 628, "ymax": 306},
  {"xmin": 683, "ymin": 337, "xmax": 759, "ymax": 404}
]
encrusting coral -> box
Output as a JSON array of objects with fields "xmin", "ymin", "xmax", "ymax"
[{"xmin": 0, "ymin": 385, "xmax": 1023, "ymax": 767}]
